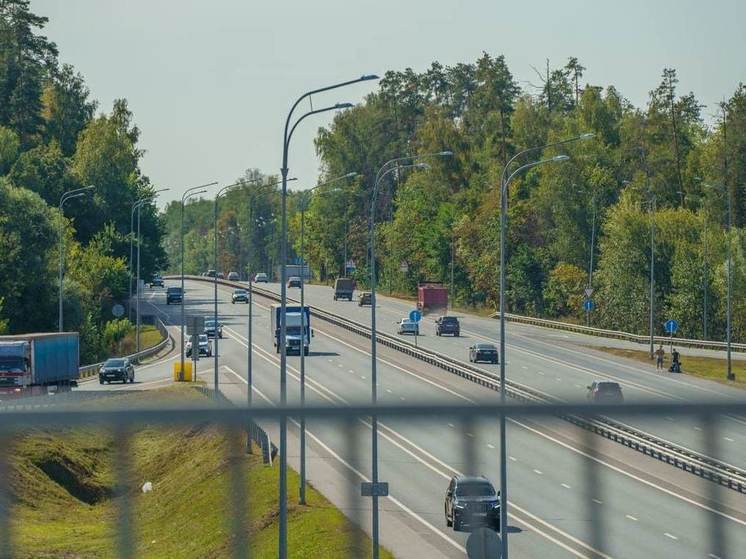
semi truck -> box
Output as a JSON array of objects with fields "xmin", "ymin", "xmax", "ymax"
[
  {"xmin": 333, "ymin": 278, "xmax": 355, "ymax": 301},
  {"xmin": 417, "ymin": 282, "xmax": 448, "ymax": 315},
  {"xmin": 0, "ymin": 332, "xmax": 79, "ymax": 397},
  {"xmin": 270, "ymin": 304, "xmax": 312, "ymax": 356}
]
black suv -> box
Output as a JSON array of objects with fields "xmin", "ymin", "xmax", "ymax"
[
  {"xmin": 358, "ymin": 292, "xmax": 372, "ymax": 306},
  {"xmin": 166, "ymin": 286, "xmax": 183, "ymax": 304},
  {"xmin": 435, "ymin": 316, "xmax": 460, "ymax": 337},
  {"xmin": 444, "ymin": 475, "xmax": 500, "ymax": 532},
  {"xmin": 587, "ymin": 380, "xmax": 624, "ymax": 403},
  {"xmin": 99, "ymin": 358, "xmax": 135, "ymax": 384}
]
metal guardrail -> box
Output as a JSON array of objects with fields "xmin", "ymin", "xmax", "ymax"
[
  {"xmin": 78, "ymin": 318, "xmax": 172, "ymax": 379},
  {"xmin": 0, "ymin": 399, "xmax": 743, "ymax": 559},
  {"xmin": 175, "ymin": 275, "xmax": 746, "ymax": 494},
  {"xmin": 494, "ymin": 312, "xmax": 746, "ymax": 353}
]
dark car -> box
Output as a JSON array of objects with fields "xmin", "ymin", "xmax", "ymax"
[
  {"xmin": 288, "ymin": 276, "xmax": 302, "ymax": 288},
  {"xmin": 232, "ymin": 288, "xmax": 249, "ymax": 304},
  {"xmin": 166, "ymin": 286, "xmax": 183, "ymax": 305},
  {"xmin": 206, "ymin": 269, "xmax": 217, "ymax": 278},
  {"xmin": 358, "ymin": 292, "xmax": 372, "ymax": 306},
  {"xmin": 444, "ymin": 475, "xmax": 500, "ymax": 532},
  {"xmin": 227, "ymin": 271, "xmax": 240, "ymax": 281},
  {"xmin": 587, "ymin": 381, "xmax": 624, "ymax": 403},
  {"xmin": 469, "ymin": 343, "xmax": 498, "ymax": 364},
  {"xmin": 99, "ymin": 358, "xmax": 134, "ymax": 384},
  {"xmin": 435, "ymin": 316, "xmax": 460, "ymax": 337},
  {"xmin": 149, "ymin": 275, "xmax": 164, "ymax": 288},
  {"xmin": 204, "ymin": 319, "xmax": 223, "ymax": 339}
]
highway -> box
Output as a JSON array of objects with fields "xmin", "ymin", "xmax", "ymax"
[
  {"xmin": 251, "ymin": 280, "xmax": 746, "ymax": 470},
  {"xmin": 78, "ymin": 278, "xmax": 746, "ymax": 559}
]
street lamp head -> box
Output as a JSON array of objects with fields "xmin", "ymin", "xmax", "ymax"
[
  {"xmin": 344, "ymin": 172, "xmax": 358, "ymax": 178},
  {"xmin": 360, "ymin": 74, "xmax": 380, "ymax": 81},
  {"xmin": 438, "ymin": 150, "xmax": 454, "ymax": 156},
  {"xmin": 552, "ymin": 155, "xmax": 570, "ymax": 162},
  {"xmin": 335, "ymin": 102, "xmax": 354, "ymax": 110},
  {"xmin": 416, "ymin": 163, "xmax": 431, "ymax": 169},
  {"xmin": 579, "ymin": 132, "xmax": 595, "ymax": 140}
]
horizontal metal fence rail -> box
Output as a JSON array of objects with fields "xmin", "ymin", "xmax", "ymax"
[
  {"xmin": 78, "ymin": 318, "xmax": 172, "ymax": 379},
  {"xmin": 173, "ymin": 276, "xmax": 746, "ymax": 494},
  {"xmin": 494, "ymin": 311, "xmax": 746, "ymax": 353},
  {"xmin": 0, "ymin": 400, "xmax": 743, "ymax": 559}
]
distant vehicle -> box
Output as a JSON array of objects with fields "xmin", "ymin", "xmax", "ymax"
[
  {"xmin": 217, "ymin": 272, "xmax": 225, "ymax": 279},
  {"xmin": 418, "ymin": 282, "xmax": 448, "ymax": 315},
  {"xmin": 435, "ymin": 316, "xmax": 460, "ymax": 337},
  {"xmin": 206, "ymin": 270, "xmax": 217, "ymax": 278},
  {"xmin": 204, "ymin": 319, "xmax": 223, "ymax": 339},
  {"xmin": 99, "ymin": 357, "xmax": 134, "ymax": 384},
  {"xmin": 587, "ymin": 381, "xmax": 624, "ymax": 403},
  {"xmin": 227, "ymin": 271, "xmax": 240, "ymax": 281},
  {"xmin": 166, "ymin": 286, "xmax": 183, "ymax": 305},
  {"xmin": 0, "ymin": 333, "xmax": 79, "ymax": 396},
  {"xmin": 444, "ymin": 475, "xmax": 500, "ymax": 532},
  {"xmin": 254, "ymin": 272, "xmax": 269, "ymax": 283},
  {"xmin": 271, "ymin": 304, "xmax": 311, "ymax": 355},
  {"xmin": 397, "ymin": 318, "xmax": 419, "ymax": 336},
  {"xmin": 149, "ymin": 275, "xmax": 164, "ymax": 288},
  {"xmin": 232, "ymin": 289, "xmax": 249, "ymax": 304},
  {"xmin": 288, "ymin": 276, "xmax": 302, "ymax": 288},
  {"xmin": 358, "ymin": 292, "xmax": 372, "ymax": 306},
  {"xmin": 469, "ymin": 343, "xmax": 498, "ymax": 364},
  {"xmin": 333, "ymin": 278, "xmax": 355, "ymax": 301},
  {"xmin": 186, "ymin": 334, "xmax": 212, "ymax": 358}
]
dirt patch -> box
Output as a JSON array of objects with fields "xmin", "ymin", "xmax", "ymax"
[{"xmin": 33, "ymin": 455, "xmax": 111, "ymax": 505}]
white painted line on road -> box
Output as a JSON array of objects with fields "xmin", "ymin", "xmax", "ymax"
[
  {"xmin": 348, "ymin": 369, "xmax": 355, "ymax": 374},
  {"xmin": 360, "ymin": 376, "xmax": 366, "ymax": 380},
  {"xmin": 533, "ymin": 469, "xmax": 543, "ymax": 475},
  {"xmin": 694, "ymin": 426, "xmax": 702, "ymax": 431},
  {"xmin": 466, "ymin": 433, "xmax": 474, "ymax": 438},
  {"xmin": 521, "ymin": 366, "xmax": 528, "ymax": 370},
  {"xmin": 537, "ymin": 371, "xmax": 545, "ymax": 375},
  {"xmin": 509, "ymin": 456, "xmax": 517, "ymax": 462},
  {"xmin": 592, "ymin": 499, "xmax": 603, "ymax": 505},
  {"xmin": 664, "ymin": 533, "xmax": 678, "ymax": 541},
  {"xmin": 385, "ymin": 388, "xmax": 392, "ymax": 393},
  {"xmin": 447, "ymin": 423, "xmax": 455, "ymax": 428},
  {"xmin": 400, "ymin": 396, "xmax": 406, "ymax": 401},
  {"xmin": 625, "ymin": 514, "xmax": 638, "ymax": 521},
  {"xmin": 487, "ymin": 443, "xmax": 495, "ymax": 449},
  {"xmin": 709, "ymin": 553, "xmax": 722, "ymax": 559},
  {"xmin": 724, "ymin": 437, "xmax": 734, "ymax": 442},
  {"xmin": 561, "ymin": 483, "xmax": 571, "ymax": 489}
]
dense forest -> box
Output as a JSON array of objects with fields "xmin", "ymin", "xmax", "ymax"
[
  {"xmin": 169, "ymin": 54, "xmax": 745, "ymax": 343},
  {"xmin": 0, "ymin": 1, "xmax": 165, "ymax": 362}
]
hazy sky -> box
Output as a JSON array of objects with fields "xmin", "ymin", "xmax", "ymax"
[{"xmin": 32, "ymin": 0, "xmax": 746, "ymax": 207}]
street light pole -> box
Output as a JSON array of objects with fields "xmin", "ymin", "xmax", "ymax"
[
  {"xmin": 296, "ymin": 173, "xmax": 356, "ymax": 505},
  {"xmin": 180, "ymin": 182, "xmax": 217, "ymax": 379},
  {"xmin": 58, "ymin": 185, "xmax": 94, "ymax": 332},
  {"xmin": 278, "ymin": 74, "xmax": 376, "ymax": 559},
  {"xmin": 649, "ymin": 194, "xmax": 656, "ymax": 361},
  {"xmin": 369, "ymin": 161, "xmax": 432, "ymax": 556}
]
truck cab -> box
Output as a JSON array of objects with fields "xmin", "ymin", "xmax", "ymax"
[{"xmin": 271, "ymin": 305, "xmax": 312, "ymax": 356}]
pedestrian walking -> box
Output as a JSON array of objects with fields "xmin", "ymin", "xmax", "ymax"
[{"xmin": 655, "ymin": 344, "xmax": 665, "ymax": 371}]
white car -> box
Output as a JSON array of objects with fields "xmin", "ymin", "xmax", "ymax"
[
  {"xmin": 254, "ymin": 273, "xmax": 269, "ymax": 283},
  {"xmin": 186, "ymin": 334, "xmax": 212, "ymax": 357},
  {"xmin": 397, "ymin": 319, "xmax": 419, "ymax": 335}
]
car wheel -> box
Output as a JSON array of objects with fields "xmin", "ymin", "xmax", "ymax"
[
  {"xmin": 99, "ymin": 377, "xmax": 104, "ymax": 385},
  {"xmin": 453, "ymin": 515, "xmax": 461, "ymax": 531},
  {"xmin": 130, "ymin": 376, "xmax": 135, "ymax": 384},
  {"xmin": 445, "ymin": 505, "xmax": 453, "ymax": 527}
]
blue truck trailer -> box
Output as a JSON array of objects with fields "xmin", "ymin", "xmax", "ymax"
[
  {"xmin": 0, "ymin": 332, "xmax": 79, "ymax": 396},
  {"xmin": 270, "ymin": 305, "xmax": 312, "ymax": 355}
]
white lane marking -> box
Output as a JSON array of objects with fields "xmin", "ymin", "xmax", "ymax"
[
  {"xmin": 694, "ymin": 426, "xmax": 703, "ymax": 431},
  {"xmin": 625, "ymin": 514, "xmax": 638, "ymax": 521},
  {"xmin": 222, "ymin": 329, "xmax": 602, "ymax": 558},
  {"xmin": 533, "ymin": 469, "xmax": 543, "ymax": 475},
  {"xmin": 386, "ymin": 388, "xmax": 392, "ymax": 393},
  {"xmin": 348, "ymin": 369, "xmax": 355, "ymax": 374},
  {"xmin": 509, "ymin": 456, "xmax": 517, "ymax": 462},
  {"xmin": 537, "ymin": 371, "xmax": 545, "ymax": 376},
  {"xmin": 224, "ymin": 360, "xmax": 596, "ymax": 559},
  {"xmin": 466, "ymin": 433, "xmax": 474, "ymax": 438},
  {"xmin": 664, "ymin": 533, "xmax": 678, "ymax": 541},
  {"xmin": 592, "ymin": 499, "xmax": 603, "ymax": 505},
  {"xmin": 487, "ymin": 443, "xmax": 495, "ymax": 449},
  {"xmin": 447, "ymin": 423, "xmax": 455, "ymax": 428},
  {"xmin": 361, "ymin": 376, "xmax": 367, "ymax": 380},
  {"xmin": 561, "ymin": 483, "xmax": 571, "ymax": 489},
  {"xmin": 521, "ymin": 366, "xmax": 528, "ymax": 370},
  {"xmin": 709, "ymin": 554, "xmax": 722, "ymax": 559},
  {"xmin": 724, "ymin": 437, "xmax": 735, "ymax": 442}
]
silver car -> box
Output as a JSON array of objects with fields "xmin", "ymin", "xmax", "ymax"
[{"xmin": 397, "ymin": 319, "xmax": 419, "ymax": 335}]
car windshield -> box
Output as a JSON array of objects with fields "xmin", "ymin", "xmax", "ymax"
[
  {"xmin": 205, "ymin": 320, "xmax": 217, "ymax": 327},
  {"xmin": 441, "ymin": 317, "xmax": 458, "ymax": 323},
  {"xmin": 167, "ymin": 287, "xmax": 182, "ymax": 293},
  {"xmin": 456, "ymin": 481, "xmax": 496, "ymax": 497},
  {"xmin": 199, "ymin": 335, "xmax": 208, "ymax": 343},
  {"xmin": 598, "ymin": 383, "xmax": 621, "ymax": 392},
  {"xmin": 234, "ymin": 289, "xmax": 246, "ymax": 294},
  {"xmin": 476, "ymin": 344, "xmax": 495, "ymax": 350},
  {"xmin": 104, "ymin": 359, "xmax": 125, "ymax": 367}
]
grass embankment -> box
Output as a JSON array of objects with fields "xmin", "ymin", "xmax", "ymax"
[
  {"xmin": 116, "ymin": 325, "xmax": 163, "ymax": 356},
  {"xmin": 9, "ymin": 385, "xmax": 392, "ymax": 558},
  {"xmin": 592, "ymin": 346, "xmax": 746, "ymax": 388}
]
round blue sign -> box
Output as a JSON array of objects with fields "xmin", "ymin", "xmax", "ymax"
[
  {"xmin": 409, "ymin": 309, "xmax": 422, "ymax": 323},
  {"xmin": 583, "ymin": 300, "xmax": 594, "ymax": 311},
  {"xmin": 665, "ymin": 319, "xmax": 679, "ymax": 334}
]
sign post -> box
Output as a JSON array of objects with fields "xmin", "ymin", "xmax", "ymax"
[
  {"xmin": 186, "ymin": 316, "xmax": 205, "ymax": 382},
  {"xmin": 583, "ymin": 288, "xmax": 594, "ymax": 327},
  {"xmin": 664, "ymin": 319, "xmax": 679, "ymax": 355}
]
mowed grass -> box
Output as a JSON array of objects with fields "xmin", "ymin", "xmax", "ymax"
[
  {"xmin": 592, "ymin": 346, "xmax": 746, "ymax": 388},
  {"xmin": 9, "ymin": 385, "xmax": 393, "ymax": 558},
  {"xmin": 114, "ymin": 324, "xmax": 163, "ymax": 357}
]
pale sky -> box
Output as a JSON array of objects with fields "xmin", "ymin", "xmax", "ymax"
[{"xmin": 32, "ymin": 0, "xmax": 746, "ymax": 208}]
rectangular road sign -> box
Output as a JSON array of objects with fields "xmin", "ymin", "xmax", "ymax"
[
  {"xmin": 361, "ymin": 481, "xmax": 389, "ymax": 497},
  {"xmin": 186, "ymin": 315, "xmax": 204, "ymax": 335}
]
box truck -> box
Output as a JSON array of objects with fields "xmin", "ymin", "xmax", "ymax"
[{"xmin": 270, "ymin": 305, "xmax": 311, "ymax": 356}]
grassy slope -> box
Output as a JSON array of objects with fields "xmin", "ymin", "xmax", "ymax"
[
  {"xmin": 10, "ymin": 386, "xmax": 393, "ymax": 558},
  {"xmin": 591, "ymin": 346, "xmax": 746, "ymax": 388}
]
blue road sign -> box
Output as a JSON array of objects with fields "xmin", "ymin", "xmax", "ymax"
[
  {"xmin": 665, "ymin": 319, "xmax": 679, "ymax": 334},
  {"xmin": 409, "ymin": 309, "xmax": 422, "ymax": 322},
  {"xmin": 584, "ymin": 300, "xmax": 594, "ymax": 311}
]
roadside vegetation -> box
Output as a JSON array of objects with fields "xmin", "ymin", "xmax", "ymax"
[
  {"xmin": 9, "ymin": 385, "xmax": 391, "ymax": 558},
  {"xmin": 0, "ymin": 1, "xmax": 166, "ymax": 363}
]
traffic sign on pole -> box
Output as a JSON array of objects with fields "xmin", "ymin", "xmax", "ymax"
[
  {"xmin": 409, "ymin": 309, "xmax": 422, "ymax": 322},
  {"xmin": 583, "ymin": 300, "xmax": 594, "ymax": 311},
  {"xmin": 584, "ymin": 287, "xmax": 594, "ymax": 298},
  {"xmin": 664, "ymin": 319, "xmax": 679, "ymax": 334}
]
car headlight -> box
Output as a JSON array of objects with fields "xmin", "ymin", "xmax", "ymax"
[{"xmin": 454, "ymin": 502, "xmax": 465, "ymax": 509}]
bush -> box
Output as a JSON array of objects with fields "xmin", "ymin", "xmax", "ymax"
[{"xmin": 102, "ymin": 318, "xmax": 134, "ymax": 356}]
